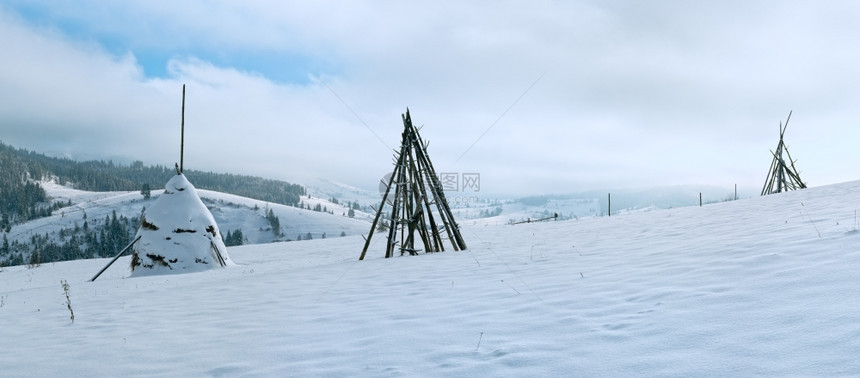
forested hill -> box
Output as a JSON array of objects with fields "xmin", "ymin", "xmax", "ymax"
[{"xmin": 0, "ymin": 140, "xmax": 306, "ymax": 213}]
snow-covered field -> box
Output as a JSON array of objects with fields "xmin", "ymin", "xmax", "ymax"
[{"xmin": 2, "ymin": 180, "xmax": 860, "ymax": 376}]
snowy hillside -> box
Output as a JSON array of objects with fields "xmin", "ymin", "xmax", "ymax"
[
  {"xmin": 197, "ymin": 190, "xmax": 370, "ymax": 241},
  {"xmin": 303, "ymin": 176, "xmax": 744, "ymax": 227},
  {"xmin": 303, "ymin": 177, "xmax": 382, "ymax": 210},
  {"xmin": 1, "ymin": 180, "xmax": 371, "ymax": 265},
  {"xmin": 2, "ymin": 179, "xmax": 860, "ymax": 376},
  {"xmin": 304, "ymin": 176, "xmax": 604, "ymax": 225}
]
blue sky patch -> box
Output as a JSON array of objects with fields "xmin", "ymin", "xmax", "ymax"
[{"xmin": 5, "ymin": 2, "xmax": 334, "ymax": 84}]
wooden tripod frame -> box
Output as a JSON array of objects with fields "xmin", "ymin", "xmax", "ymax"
[{"xmin": 359, "ymin": 109, "xmax": 467, "ymax": 260}]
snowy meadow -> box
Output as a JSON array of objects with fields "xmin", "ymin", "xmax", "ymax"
[{"xmin": 2, "ymin": 180, "xmax": 860, "ymax": 376}]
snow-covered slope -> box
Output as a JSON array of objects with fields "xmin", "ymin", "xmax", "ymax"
[
  {"xmin": 1, "ymin": 180, "xmax": 372, "ymax": 265},
  {"xmin": 303, "ymin": 177, "xmax": 382, "ymax": 208},
  {"xmin": 2, "ymin": 180, "xmax": 860, "ymax": 376},
  {"xmin": 197, "ymin": 190, "xmax": 371, "ymax": 241}
]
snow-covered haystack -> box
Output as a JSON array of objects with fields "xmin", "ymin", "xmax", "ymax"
[{"xmin": 130, "ymin": 173, "xmax": 233, "ymax": 276}]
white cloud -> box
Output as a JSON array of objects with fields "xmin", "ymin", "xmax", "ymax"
[{"xmin": 2, "ymin": 1, "xmax": 860, "ymax": 194}]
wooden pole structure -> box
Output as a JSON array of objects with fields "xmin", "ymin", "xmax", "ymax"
[
  {"xmin": 89, "ymin": 236, "xmax": 142, "ymax": 282},
  {"xmin": 359, "ymin": 108, "xmax": 467, "ymax": 260},
  {"xmin": 180, "ymin": 84, "xmax": 186, "ymax": 173},
  {"xmin": 210, "ymin": 241, "xmax": 227, "ymax": 267},
  {"xmin": 699, "ymin": 192, "xmax": 702, "ymax": 207},
  {"xmin": 359, "ymin": 158, "xmax": 401, "ymax": 260},
  {"xmin": 761, "ymin": 111, "xmax": 806, "ymax": 196},
  {"xmin": 608, "ymin": 193, "xmax": 611, "ymax": 217}
]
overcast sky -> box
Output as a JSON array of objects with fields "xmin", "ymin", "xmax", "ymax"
[{"xmin": 1, "ymin": 1, "xmax": 859, "ymax": 195}]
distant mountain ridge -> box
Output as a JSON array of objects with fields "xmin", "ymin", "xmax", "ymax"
[{"xmin": 0, "ymin": 140, "xmax": 306, "ymax": 214}]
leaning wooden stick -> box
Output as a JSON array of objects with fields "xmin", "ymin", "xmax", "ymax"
[{"xmin": 89, "ymin": 235, "xmax": 142, "ymax": 282}]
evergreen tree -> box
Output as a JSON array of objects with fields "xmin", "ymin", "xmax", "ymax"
[
  {"xmin": 140, "ymin": 183, "xmax": 151, "ymax": 200},
  {"xmin": 377, "ymin": 220, "xmax": 389, "ymax": 233},
  {"xmin": 28, "ymin": 249, "xmax": 40, "ymax": 267},
  {"xmin": 265, "ymin": 209, "xmax": 280, "ymax": 235},
  {"xmin": 223, "ymin": 229, "xmax": 244, "ymax": 246},
  {"xmin": 233, "ymin": 229, "xmax": 243, "ymax": 245}
]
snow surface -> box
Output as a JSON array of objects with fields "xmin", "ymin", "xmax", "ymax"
[{"xmin": 3, "ymin": 180, "xmax": 860, "ymax": 376}]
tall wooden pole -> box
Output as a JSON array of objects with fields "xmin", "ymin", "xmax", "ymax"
[
  {"xmin": 608, "ymin": 193, "xmax": 611, "ymax": 217},
  {"xmin": 180, "ymin": 84, "xmax": 186, "ymax": 173}
]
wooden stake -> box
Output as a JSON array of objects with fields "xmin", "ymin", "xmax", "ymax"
[
  {"xmin": 89, "ymin": 236, "xmax": 142, "ymax": 282},
  {"xmin": 180, "ymin": 84, "xmax": 186, "ymax": 173}
]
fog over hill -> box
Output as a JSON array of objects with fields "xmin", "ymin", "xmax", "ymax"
[{"xmin": 2, "ymin": 141, "xmax": 767, "ymax": 268}]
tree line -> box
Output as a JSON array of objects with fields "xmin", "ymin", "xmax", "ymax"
[
  {"xmin": 0, "ymin": 140, "xmax": 307, "ymax": 230},
  {"xmin": 0, "ymin": 208, "xmax": 255, "ymax": 267},
  {"xmin": 0, "ymin": 143, "xmax": 55, "ymax": 230},
  {"xmin": 0, "ymin": 210, "xmax": 136, "ymax": 267}
]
